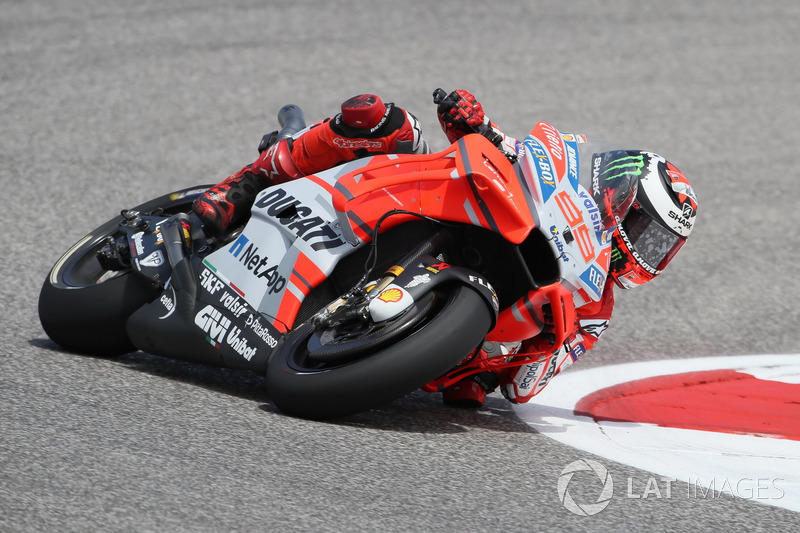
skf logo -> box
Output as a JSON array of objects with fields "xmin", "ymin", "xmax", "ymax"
[{"xmin": 377, "ymin": 288, "xmax": 404, "ymax": 303}]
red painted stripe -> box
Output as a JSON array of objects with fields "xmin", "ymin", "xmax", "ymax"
[
  {"xmin": 304, "ymin": 174, "xmax": 338, "ymax": 196},
  {"xmin": 574, "ymin": 369, "xmax": 800, "ymax": 441}
]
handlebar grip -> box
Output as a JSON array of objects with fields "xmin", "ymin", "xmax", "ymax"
[
  {"xmin": 432, "ymin": 88, "xmax": 448, "ymax": 105},
  {"xmin": 276, "ymin": 104, "xmax": 306, "ymax": 141}
]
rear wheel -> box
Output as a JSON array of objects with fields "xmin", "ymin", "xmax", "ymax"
[
  {"xmin": 265, "ymin": 284, "xmax": 493, "ymax": 419},
  {"xmin": 38, "ymin": 186, "xmax": 209, "ymax": 356}
]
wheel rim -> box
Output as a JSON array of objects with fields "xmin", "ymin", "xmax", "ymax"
[{"xmin": 296, "ymin": 291, "xmax": 440, "ymax": 368}]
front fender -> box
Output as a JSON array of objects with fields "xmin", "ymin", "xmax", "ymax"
[{"xmin": 368, "ymin": 256, "xmax": 498, "ymax": 328}]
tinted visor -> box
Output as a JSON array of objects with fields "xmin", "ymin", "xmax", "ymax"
[{"xmin": 621, "ymin": 208, "xmax": 686, "ymax": 271}]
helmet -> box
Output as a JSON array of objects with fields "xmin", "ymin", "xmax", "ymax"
[{"xmin": 604, "ymin": 151, "xmax": 698, "ymax": 289}]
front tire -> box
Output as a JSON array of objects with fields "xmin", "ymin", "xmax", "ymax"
[
  {"xmin": 38, "ymin": 186, "xmax": 209, "ymax": 356},
  {"xmin": 265, "ymin": 284, "xmax": 493, "ymax": 419}
]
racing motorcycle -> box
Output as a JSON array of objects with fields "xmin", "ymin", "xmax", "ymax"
[{"xmin": 39, "ymin": 92, "xmax": 622, "ymax": 419}]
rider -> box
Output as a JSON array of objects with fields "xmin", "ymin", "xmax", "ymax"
[
  {"xmin": 193, "ymin": 94, "xmax": 428, "ymax": 236},
  {"xmin": 434, "ymin": 90, "xmax": 698, "ymax": 407},
  {"xmin": 193, "ymin": 89, "xmax": 699, "ymax": 409}
]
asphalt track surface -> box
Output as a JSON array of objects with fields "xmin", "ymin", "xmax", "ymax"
[{"xmin": 2, "ymin": 0, "xmax": 799, "ymax": 531}]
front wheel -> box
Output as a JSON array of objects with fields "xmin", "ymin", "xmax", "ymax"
[
  {"xmin": 265, "ymin": 284, "xmax": 493, "ymax": 419},
  {"xmin": 38, "ymin": 185, "xmax": 209, "ymax": 356}
]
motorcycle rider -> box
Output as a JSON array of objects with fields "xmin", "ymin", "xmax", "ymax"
[
  {"xmin": 434, "ymin": 90, "xmax": 698, "ymax": 407},
  {"xmin": 193, "ymin": 94, "xmax": 428, "ymax": 236},
  {"xmin": 193, "ymin": 89, "xmax": 698, "ymax": 409}
]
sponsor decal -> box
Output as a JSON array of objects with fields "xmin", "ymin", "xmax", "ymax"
[
  {"xmin": 534, "ymin": 356, "xmax": 559, "ymax": 395},
  {"xmin": 578, "ymin": 189, "xmax": 603, "ymax": 234},
  {"xmin": 425, "ymin": 261, "xmax": 451, "ymax": 274},
  {"xmin": 158, "ymin": 287, "xmax": 176, "ymax": 320},
  {"xmin": 565, "ymin": 140, "xmax": 579, "ymax": 190},
  {"xmin": 569, "ymin": 342, "xmax": 586, "ymax": 362},
  {"xmin": 140, "ymin": 250, "xmax": 164, "ymax": 268},
  {"xmin": 254, "ymin": 188, "xmax": 346, "ymax": 250},
  {"xmin": 386, "ymin": 265, "xmax": 405, "ymax": 277},
  {"xmin": 377, "ymin": 287, "xmax": 404, "ymax": 303},
  {"xmin": 199, "ymin": 268, "xmax": 225, "ymax": 296},
  {"xmin": 194, "ymin": 303, "xmax": 260, "ymax": 360},
  {"xmin": 518, "ymin": 359, "xmax": 545, "ymax": 391},
  {"xmin": 668, "ymin": 209, "xmax": 693, "ymax": 230},
  {"xmin": 245, "ymin": 314, "xmax": 279, "ymax": 349},
  {"xmin": 537, "ymin": 122, "xmax": 564, "ymax": 162},
  {"xmin": 579, "ymin": 319, "xmax": 609, "ymax": 339},
  {"xmin": 580, "ymin": 264, "xmax": 606, "ymax": 297},
  {"xmin": 202, "ymin": 259, "xmax": 246, "ymax": 297},
  {"xmin": 131, "ymin": 232, "xmax": 145, "ymax": 256},
  {"xmin": 561, "ymin": 133, "xmax": 587, "ymax": 144},
  {"xmin": 592, "ymin": 153, "xmax": 644, "ymax": 199},
  {"xmin": 524, "ymin": 136, "xmax": 558, "ymax": 202},
  {"xmin": 614, "ymin": 215, "xmax": 660, "ymax": 275},
  {"xmin": 218, "ymin": 290, "xmax": 249, "ymax": 318},
  {"xmin": 592, "ymin": 155, "xmax": 602, "ymax": 195},
  {"xmin": 468, "ymin": 275, "xmax": 499, "ymax": 310},
  {"xmin": 225, "ymin": 325, "xmax": 257, "ymax": 361},
  {"xmin": 405, "ymin": 273, "xmax": 431, "ymax": 288},
  {"xmin": 194, "ymin": 304, "xmax": 231, "ymax": 347},
  {"xmin": 228, "ymin": 234, "xmax": 287, "ymax": 294},
  {"xmin": 550, "ymin": 225, "xmax": 569, "ymax": 262},
  {"xmin": 602, "ymin": 154, "xmax": 645, "ymax": 181},
  {"xmin": 333, "ymin": 137, "xmax": 384, "ymax": 150}
]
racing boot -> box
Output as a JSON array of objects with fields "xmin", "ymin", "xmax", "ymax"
[
  {"xmin": 193, "ymin": 137, "xmax": 305, "ymax": 238},
  {"xmin": 192, "ymin": 166, "xmax": 269, "ymax": 237}
]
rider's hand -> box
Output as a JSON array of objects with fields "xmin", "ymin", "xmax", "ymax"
[{"xmin": 435, "ymin": 89, "xmax": 487, "ymax": 143}]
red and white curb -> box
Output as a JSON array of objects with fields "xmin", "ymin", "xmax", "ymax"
[{"xmin": 513, "ymin": 354, "xmax": 800, "ymax": 512}]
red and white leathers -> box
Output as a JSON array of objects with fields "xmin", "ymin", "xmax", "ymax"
[
  {"xmin": 192, "ymin": 95, "xmax": 427, "ymax": 235},
  {"xmin": 436, "ymin": 89, "xmax": 617, "ymax": 407},
  {"xmin": 498, "ymin": 278, "xmax": 614, "ymax": 403}
]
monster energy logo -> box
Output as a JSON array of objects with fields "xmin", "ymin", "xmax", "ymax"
[
  {"xmin": 610, "ymin": 247, "xmax": 624, "ymax": 263},
  {"xmin": 602, "ymin": 154, "xmax": 645, "ymax": 181}
]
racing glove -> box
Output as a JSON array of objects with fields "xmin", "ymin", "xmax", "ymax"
[{"xmin": 433, "ymin": 88, "xmax": 508, "ymax": 152}]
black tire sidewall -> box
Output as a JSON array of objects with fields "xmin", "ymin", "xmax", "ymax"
[
  {"xmin": 265, "ymin": 284, "xmax": 492, "ymax": 419},
  {"xmin": 38, "ymin": 185, "xmax": 210, "ymax": 356}
]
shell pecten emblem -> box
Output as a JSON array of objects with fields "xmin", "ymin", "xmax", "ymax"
[
  {"xmin": 369, "ymin": 284, "xmax": 413, "ymax": 323},
  {"xmin": 377, "ymin": 287, "xmax": 404, "ymax": 303}
]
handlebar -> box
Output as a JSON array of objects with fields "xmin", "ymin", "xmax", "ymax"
[{"xmin": 276, "ymin": 104, "xmax": 306, "ymax": 142}]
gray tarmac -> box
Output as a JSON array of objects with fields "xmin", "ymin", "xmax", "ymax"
[{"xmin": 2, "ymin": 0, "xmax": 799, "ymax": 531}]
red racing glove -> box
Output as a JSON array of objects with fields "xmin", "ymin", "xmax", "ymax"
[{"xmin": 434, "ymin": 89, "xmax": 487, "ymax": 144}]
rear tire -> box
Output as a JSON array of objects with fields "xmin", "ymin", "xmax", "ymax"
[
  {"xmin": 38, "ymin": 186, "xmax": 209, "ymax": 356},
  {"xmin": 265, "ymin": 284, "xmax": 493, "ymax": 419}
]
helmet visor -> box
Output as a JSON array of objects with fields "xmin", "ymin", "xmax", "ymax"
[{"xmin": 621, "ymin": 208, "xmax": 686, "ymax": 271}]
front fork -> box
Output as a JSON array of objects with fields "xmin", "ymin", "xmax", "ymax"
[{"xmin": 312, "ymin": 230, "xmax": 499, "ymax": 334}]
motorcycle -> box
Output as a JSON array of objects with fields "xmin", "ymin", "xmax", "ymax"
[{"xmin": 39, "ymin": 91, "xmax": 622, "ymax": 419}]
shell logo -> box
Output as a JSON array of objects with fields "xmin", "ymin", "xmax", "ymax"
[{"xmin": 377, "ymin": 287, "xmax": 404, "ymax": 303}]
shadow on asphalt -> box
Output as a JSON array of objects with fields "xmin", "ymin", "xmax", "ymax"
[{"xmin": 30, "ymin": 337, "xmax": 539, "ymax": 435}]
